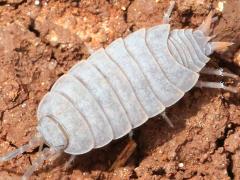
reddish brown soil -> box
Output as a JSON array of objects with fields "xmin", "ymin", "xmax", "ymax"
[{"xmin": 0, "ymin": 0, "xmax": 240, "ymax": 179}]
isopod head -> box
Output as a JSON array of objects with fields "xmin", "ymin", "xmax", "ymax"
[{"xmin": 37, "ymin": 116, "xmax": 68, "ymax": 149}]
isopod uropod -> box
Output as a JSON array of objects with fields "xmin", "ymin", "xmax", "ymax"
[{"xmin": 0, "ymin": 1, "xmax": 238, "ymax": 179}]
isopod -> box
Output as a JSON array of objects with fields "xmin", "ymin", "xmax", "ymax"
[{"xmin": 0, "ymin": 1, "xmax": 239, "ymax": 179}]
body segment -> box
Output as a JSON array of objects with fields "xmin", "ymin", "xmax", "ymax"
[
  {"xmin": 146, "ymin": 25, "xmax": 199, "ymax": 92},
  {"xmin": 89, "ymin": 48, "xmax": 147, "ymax": 128},
  {"xmin": 105, "ymin": 38, "xmax": 165, "ymax": 118},
  {"xmin": 124, "ymin": 28, "xmax": 184, "ymax": 107},
  {"xmin": 51, "ymin": 74, "xmax": 114, "ymax": 148},
  {"xmin": 69, "ymin": 61, "xmax": 132, "ymax": 140}
]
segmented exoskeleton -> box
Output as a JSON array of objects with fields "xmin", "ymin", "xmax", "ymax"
[{"xmin": 0, "ymin": 1, "xmax": 238, "ymax": 179}]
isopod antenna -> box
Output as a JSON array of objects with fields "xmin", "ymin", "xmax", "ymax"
[
  {"xmin": 22, "ymin": 146, "xmax": 62, "ymax": 180},
  {"xmin": 0, "ymin": 133, "xmax": 44, "ymax": 162}
]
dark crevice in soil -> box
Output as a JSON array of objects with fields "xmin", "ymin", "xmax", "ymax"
[
  {"xmin": 130, "ymin": 169, "xmax": 138, "ymax": 179},
  {"xmin": 180, "ymin": 10, "xmax": 194, "ymax": 27},
  {"xmin": 29, "ymin": 156, "xmax": 32, "ymax": 165},
  {"xmin": 216, "ymin": 53, "xmax": 240, "ymax": 75},
  {"xmin": 9, "ymin": 0, "xmax": 27, "ymax": 9},
  {"xmin": 131, "ymin": 130, "xmax": 144, "ymax": 167},
  {"xmin": 0, "ymin": 111, "xmax": 4, "ymax": 126},
  {"xmin": 0, "ymin": 111, "xmax": 3, "ymax": 122},
  {"xmin": 215, "ymin": 122, "xmax": 235, "ymax": 148},
  {"xmin": 215, "ymin": 122, "xmax": 238, "ymax": 179},
  {"xmin": 123, "ymin": 10, "xmax": 128, "ymax": 24},
  {"xmin": 28, "ymin": 19, "xmax": 40, "ymax": 37},
  {"xmin": 152, "ymin": 167, "xmax": 166, "ymax": 176},
  {"xmin": 122, "ymin": 1, "xmax": 132, "ymax": 34},
  {"xmin": 128, "ymin": 25, "xmax": 134, "ymax": 33},
  {"xmin": 226, "ymin": 152, "xmax": 234, "ymax": 180},
  {"xmin": 8, "ymin": 141, "xmax": 18, "ymax": 149},
  {"xmin": 0, "ymin": 1, "xmax": 7, "ymax": 6},
  {"xmin": 122, "ymin": 1, "xmax": 132, "ymax": 24}
]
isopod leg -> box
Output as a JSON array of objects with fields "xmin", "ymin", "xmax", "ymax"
[
  {"xmin": 196, "ymin": 80, "xmax": 239, "ymax": 93},
  {"xmin": 128, "ymin": 130, "xmax": 134, "ymax": 139},
  {"xmin": 201, "ymin": 67, "xmax": 239, "ymax": 79},
  {"xmin": 63, "ymin": 155, "xmax": 76, "ymax": 170},
  {"xmin": 162, "ymin": 1, "xmax": 176, "ymax": 24},
  {"xmin": 0, "ymin": 133, "xmax": 43, "ymax": 163},
  {"xmin": 161, "ymin": 111, "xmax": 174, "ymax": 128},
  {"xmin": 38, "ymin": 143, "xmax": 44, "ymax": 153},
  {"xmin": 22, "ymin": 147, "xmax": 62, "ymax": 180},
  {"xmin": 109, "ymin": 137, "xmax": 137, "ymax": 171}
]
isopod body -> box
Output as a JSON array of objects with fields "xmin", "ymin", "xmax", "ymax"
[
  {"xmin": 1, "ymin": 2, "xmax": 237, "ymax": 178},
  {"xmin": 37, "ymin": 24, "xmax": 213, "ymax": 154}
]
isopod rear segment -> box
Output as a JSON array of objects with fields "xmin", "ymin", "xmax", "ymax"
[{"xmin": 0, "ymin": 1, "xmax": 238, "ymax": 179}]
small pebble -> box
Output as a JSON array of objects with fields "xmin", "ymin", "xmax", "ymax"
[
  {"xmin": 71, "ymin": 1, "xmax": 78, "ymax": 7},
  {"xmin": 121, "ymin": 6, "xmax": 127, "ymax": 11},
  {"xmin": 178, "ymin": 162, "xmax": 184, "ymax": 168},
  {"xmin": 216, "ymin": 1, "xmax": 226, "ymax": 12},
  {"xmin": 200, "ymin": 153, "xmax": 210, "ymax": 163},
  {"xmin": 35, "ymin": 0, "xmax": 40, "ymax": 6},
  {"xmin": 21, "ymin": 103, "xmax": 27, "ymax": 108},
  {"xmin": 48, "ymin": 60, "xmax": 57, "ymax": 70},
  {"xmin": 227, "ymin": 123, "xmax": 232, "ymax": 129},
  {"xmin": 218, "ymin": 147, "xmax": 224, "ymax": 154}
]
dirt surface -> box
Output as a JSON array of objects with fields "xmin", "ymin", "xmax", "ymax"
[{"xmin": 0, "ymin": 0, "xmax": 240, "ymax": 179}]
